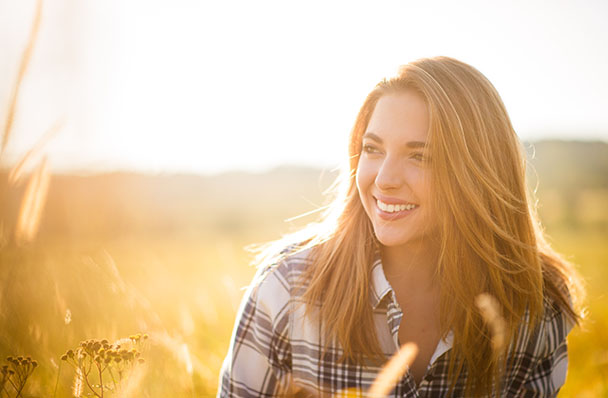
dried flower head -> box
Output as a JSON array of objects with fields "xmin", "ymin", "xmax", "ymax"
[{"xmin": 475, "ymin": 293, "xmax": 507, "ymax": 354}]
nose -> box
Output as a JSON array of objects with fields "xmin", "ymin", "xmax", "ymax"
[{"xmin": 375, "ymin": 155, "xmax": 405, "ymax": 191}]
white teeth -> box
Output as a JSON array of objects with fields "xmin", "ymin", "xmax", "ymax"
[{"xmin": 376, "ymin": 199, "xmax": 418, "ymax": 213}]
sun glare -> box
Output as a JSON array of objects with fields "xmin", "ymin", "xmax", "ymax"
[{"xmin": 1, "ymin": 0, "xmax": 606, "ymax": 174}]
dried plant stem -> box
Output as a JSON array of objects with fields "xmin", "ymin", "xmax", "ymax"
[
  {"xmin": 15, "ymin": 381, "xmax": 25, "ymax": 398},
  {"xmin": 72, "ymin": 368, "xmax": 83, "ymax": 398},
  {"xmin": 52, "ymin": 360, "xmax": 62, "ymax": 398},
  {"xmin": 97, "ymin": 362, "xmax": 104, "ymax": 398},
  {"xmin": 9, "ymin": 376, "xmax": 17, "ymax": 394},
  {"xmin": 475, "ymin": 293, "xmax": 507, "ymax": 396},
  {"xmin": 108, "ymin": 367, "xmax": 118, "ymax": 391},
  {"xmin": 8, "ymin": 118, "xmax": 64, "ymax": 186},
  {"xmin": 15, "ymin": 156, "xmax": 50, "ymax": 245},
  {"xmin": 475, "ymin": 293, "xmax": 506, "ymax": 354},
  {"xmin": 82, "ymin": 372, "xmax": 101, "ymax": 398},
  {"xmin": 7, "ymin": 377, "xmax": 19, "ymax": 394},
  {"xmin": 1, "ymin": 0, "xmax": 43, "ymax": 159},
  {"xmin": 368, "ymin": 342, "xmax": 418, "ymax": 398}
]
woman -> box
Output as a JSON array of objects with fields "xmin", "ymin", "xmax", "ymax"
[{"xmin": 218, "ymin": 56, "xmax": 585, "ymax": 397}]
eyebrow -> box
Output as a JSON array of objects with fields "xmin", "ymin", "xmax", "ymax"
[{"xmin": 362, "ymin": 132, "xmax": 427, "ymax": 149}]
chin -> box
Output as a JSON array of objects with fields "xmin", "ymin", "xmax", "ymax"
[{"xmin": 374, "ymin": 232, "xmax": 415, "ymax": 248}]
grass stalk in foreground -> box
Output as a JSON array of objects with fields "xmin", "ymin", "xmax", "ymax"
[
  {"xmin": 368, "ymin": 342, "xmax": 418, "ymax": 397},
  {"xmin": 1, "ymin": 0, "xmax": 43, "ymax": 158}
]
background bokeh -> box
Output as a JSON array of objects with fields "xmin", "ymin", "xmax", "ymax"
[{"xmin": 1, "ymin": 0, "xmax": 607, "ymax": 396}]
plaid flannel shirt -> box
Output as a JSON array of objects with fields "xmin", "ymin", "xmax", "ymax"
[{"xmin": 218, "ymin": 247, "xmax": 573, "ymax": 397}]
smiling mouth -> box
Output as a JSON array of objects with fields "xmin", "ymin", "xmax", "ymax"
[{"xmin": 375, "ymin": 198, "xmax": 419, "ymax": 213}]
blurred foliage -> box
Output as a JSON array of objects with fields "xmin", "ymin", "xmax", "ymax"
[
  {"xmin": 525, "ymin": 140, "xmax": 608, "ymax": 229},
  {"xmin": 0, "ymin": 140, "xmax": 607, "ymax": 396}
]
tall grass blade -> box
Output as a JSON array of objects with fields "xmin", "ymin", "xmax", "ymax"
[
  {"xmin": 15, "ymin": 156, "xmax": 50, "ymax": 245},
  {"xmin": 1, "ymin": 0, "xmax": 43, "ymax": 159},
  {"xmin": 368, "ymin": 342, "xmax": 418, "ymax": 398},
  {"xmin": 8, "ymin": 118, "xmax": 64, "ymax": 185},
  {"xmin": 72, "ymin": 367, "xmax": 83, "ymax": 398},
  {"xmin": 474, "ymin": 293, "xmax": 506, "ymax": 353}
]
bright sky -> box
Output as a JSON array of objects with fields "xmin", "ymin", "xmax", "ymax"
[{"xmin": 1, "ymin": 0, "xmax": 607, "ymax": 174}]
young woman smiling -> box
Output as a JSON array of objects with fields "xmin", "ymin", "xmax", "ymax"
[{"xmin": 218, "ymin": 56, "xmax": 585, "ymax": 397}]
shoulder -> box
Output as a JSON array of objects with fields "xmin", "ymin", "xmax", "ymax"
[
  {"xmin": 516, "ymin": 296, "xmax": 575, "ymax": 358},
  {"xmin": 248, "ymin": 245, "xmax": 316, "ymax": 319},
  {"xmin": 538, "ymin": 296, "xmax": 576, "ymax": 354},
  {"xmin": 504, "ymin": 294, "xmax": 576, "ymax": 395}
]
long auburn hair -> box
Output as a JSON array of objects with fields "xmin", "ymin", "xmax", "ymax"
[{"xmin": 255, "ymin": 56, "xmax": 585, "ymax": 396}]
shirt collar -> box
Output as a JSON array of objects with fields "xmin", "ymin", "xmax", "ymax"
[
  {"xmin": 369, "ymin": 248, "xmax": 455, "ymax": 361},
  {"xmin": 429, "ymin": 330, "xmax": 454, "ymax": 366},
  {"xmin": 369, "ymin": 249, "xmax": 393, "ymax": 309}
]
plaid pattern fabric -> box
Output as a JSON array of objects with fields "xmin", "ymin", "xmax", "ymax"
[{"xmin": 218, "ymin": 247, "xmax": 573, "ymax": 397}]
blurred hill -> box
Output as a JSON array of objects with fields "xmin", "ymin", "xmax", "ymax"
[
  {"xmin": 524, "ymin": 140, "xmax": 608, "ymax": 190},
  {"xmin": 0, "ymin": 140, "xmax": 607, "ymax": 397},
  {"xmin": 523, "ymin": 140, "xmax": 608, "ymax": 227},
  {"xmin": 0, "ymin": 140, "xmax": 606, "ymax": 243},
  {"xmin": 0, "ymin": 165, "xmax": 338, "ymax": 243}
]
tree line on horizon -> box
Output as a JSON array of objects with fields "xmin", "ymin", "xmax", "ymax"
[{"xmin": 0, "ymin": 139, "xmax": 606, "ymax": 241}]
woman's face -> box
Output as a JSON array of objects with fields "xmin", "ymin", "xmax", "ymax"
[{"xmin": 356, "ymin": 91, "xmax": 437, "ymax": 250}]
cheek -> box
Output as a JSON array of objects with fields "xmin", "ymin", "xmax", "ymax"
[
  {"xmin": 355, "ymin": 162, "xmax": 374, "ymax": 197},
  {"xmin": 409, "ymin": 169, "xmax": 430, "ymax": 198}
]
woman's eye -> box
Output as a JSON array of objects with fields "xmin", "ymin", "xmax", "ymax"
[
  {"xmin": 411, "ymin": 153, "xmax": 431, "ymax": 164},
  {"xmin": 362, "ymin": 144, "xmax": 380, "ymax": 154}
]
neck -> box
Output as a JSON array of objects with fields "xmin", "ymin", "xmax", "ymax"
[{"xmin": 381, "ymin": 240, "xmax": 439, "ymax": 292}]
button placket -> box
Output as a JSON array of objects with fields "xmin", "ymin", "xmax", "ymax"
[{"xmin": 386, "ymin": 290, "xmax": 403, "ymax": 348}]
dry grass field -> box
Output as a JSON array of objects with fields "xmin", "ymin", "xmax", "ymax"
[
  {"xmin": 0, "ymin": 146, "xmax": 607, "ymax": 396},
  {"xmin": 2, "ymin": 2, "xmax": 607, "ymax": 395}
]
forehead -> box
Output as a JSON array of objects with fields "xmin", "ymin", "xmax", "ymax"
[{"xmin": 366, "ymin": 92, "xmax": 429, "ymax": 143}]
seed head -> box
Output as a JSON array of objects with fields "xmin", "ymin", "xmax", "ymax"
[
  {"xmin": 475, "ymin": 293, "xmax": 507, "ymax": 354},
  {"xmin": 61, "ymin": 354, "xmax": 68, "ymax": 361},
  {"xmin": 369, "ymin": 343, "xmax": 419, "ymax": 398}
]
